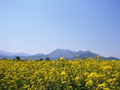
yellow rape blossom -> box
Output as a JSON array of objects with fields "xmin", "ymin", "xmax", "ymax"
[
  {"xmin": 60, "ymin": 71, "xmax": 67, "ymax": 76},
  {"xmin": 0, "ymin": 55, "xmax": 119, "ymax": 90}
]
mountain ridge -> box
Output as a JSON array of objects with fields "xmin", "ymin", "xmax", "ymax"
[
  {"xmin": 0, "ymin": 49, "xmax": 119, "ymax": 60},
  {"xmin": 0, "ymin": 50, "xmax": 31, "ymax": 56}
]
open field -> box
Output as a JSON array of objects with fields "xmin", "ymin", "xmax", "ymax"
[{"xmin": 0, "ymin": 56, "xmax": 120, "ymax": 90}]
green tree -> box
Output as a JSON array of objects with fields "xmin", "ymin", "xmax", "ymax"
[
  {"xmin": 39, "ymin": 58, "xmax": 43, "ymax": 61},
  {"xmin": 3, "ymin": 58, "xmax": 7, "ymax": 60},
  {"xmin": 15, "ymin": 56, "xmax": 21, "ymax": 61},
  {"xmin": 45, "ymin": 57, "xmax": 50, "ymax": 61}
]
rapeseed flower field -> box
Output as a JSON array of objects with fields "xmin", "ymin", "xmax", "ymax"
[{"xmin": 0, "ymin": 56, "xmax": 120, "ymax": 90}]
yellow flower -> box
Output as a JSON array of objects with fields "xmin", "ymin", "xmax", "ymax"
[
  {"xmin": 62, "ymin": 81, "xmax": 67, "ymax": 84},
  {"xmin": 75, "ymin": 76, "xmax": 81, "ymax": 81},
  {"xmin": 104, "ymin": 88, "xmax": 111, "ymax": 90},
  {"xmin": 46, "ymin": 84, "xmax": 50, "ymax": 87},
  {"xmin": 97, "ymin": 83, "xmax": 106, "ymax": 89},
  {"xmin": 44, "ymin": 76, "xmax": 48, "ymax": 82},
  {"xmin": 84, "ymin": 72, "xmax": 89, "ymax": 77},
  {"xmin": 103, "ymin": 66, "xmax": 112, "ymax": 71},
  {"xmin": 28, "ymin": 88, "xmax": 32, "ymax": 90},
  {"xmin": 87, "ymin": 72, "xmax": 99, "ymax": 80},
  {"xmin": 1, "ymin": 84, "xmax": 4, "ymax": 86},
  {"xmin": 67, "ymin": 86, "xmax": 73, "ymax": 89},
  {"xmin": 77, "ymin": 55, "xmax": 79, "ymax": 58},
  {"xmin": 60, "ymin": 57, "xmax": 64, "ymax": 61},
  {"xmin": 60, "ymin": 71, "xmax": 67, "ymax": 76},
  {"xmin": 97, "ymin": 55, "xmax": 101, "ymax": 60},
  {"xmin": 86, "ymin": 80, "xmax": 93, "ymax": 87}
]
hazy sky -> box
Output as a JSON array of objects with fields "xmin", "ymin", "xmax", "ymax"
[{"xmin": 0, "ymin": 0, "xmax": 120, "ymax": 58}]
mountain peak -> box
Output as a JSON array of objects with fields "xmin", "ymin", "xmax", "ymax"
[
  {"xmin": 55, "ymin": 48, "xmax": 65, "ymax": 51},
  {"xmin": 85, "ymin": 50, "xmax": 91, "ymax": 53}
]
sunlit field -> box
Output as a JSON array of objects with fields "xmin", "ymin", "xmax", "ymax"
[{"xmin": 0, "ymin": 56, "xmax": 120, "ymax": 90}]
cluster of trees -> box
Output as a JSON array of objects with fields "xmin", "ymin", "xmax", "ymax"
[
  {"xmin": 14, "ymin": 56, "xmax": 50, "ymax": 61},
  {"xmin": 2, "ymin": 56, "xmax": 51, "ymax": 61}
]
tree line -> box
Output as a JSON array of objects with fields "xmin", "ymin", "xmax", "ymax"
[{"xmin": 3, "ymin": 56, "xmax": 50, "ymax": 61}]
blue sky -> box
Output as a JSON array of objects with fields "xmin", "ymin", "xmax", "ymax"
[{"xmin": 0, "ymin": 0, "xmax": 120, "ymax": 58}]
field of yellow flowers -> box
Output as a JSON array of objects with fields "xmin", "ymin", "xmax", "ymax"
[{"xmin": 0, "ymin": 56, "xmax": 120, "ymax": 90}]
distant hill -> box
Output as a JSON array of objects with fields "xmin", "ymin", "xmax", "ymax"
[
  {"xmin": 48, "ymin": 49, "xmax": 77, "ymax": 58},
  {"xmin": 0, "ymin": 49, "xmax": 119, "ymax": 60},
  {"xmin": 0, "ymin": 50, "xmax": 31, "ymax": 56},
  {"xmin": 0, "ymin": 55, "xmax": 9, "ymax": 59}
]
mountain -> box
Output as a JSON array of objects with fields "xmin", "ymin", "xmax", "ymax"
[
  {"xmin": 0, "ymin": 49, "xmax": 119, "ymax": 60},
  {"xmin": 108, "ymin": 57, "xmax": 120, "ymax": 60},
  {"xmin": 31, "ymin": 54, "xmax": 47, "ymax": 59},
  {"xmin": 0, "ymin": 50, "xmax": 31, "ymax": 56},
  {"xmin": 0, "ymin": 50, "xmax": 12, "ymax": 56},
  {"xmin": 48, "ymin": 49, "xmax": 77, "ymax": 58},
  {"xmin": 0, "ymin": 55, "xmax": 9, "ymax": 59}
]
